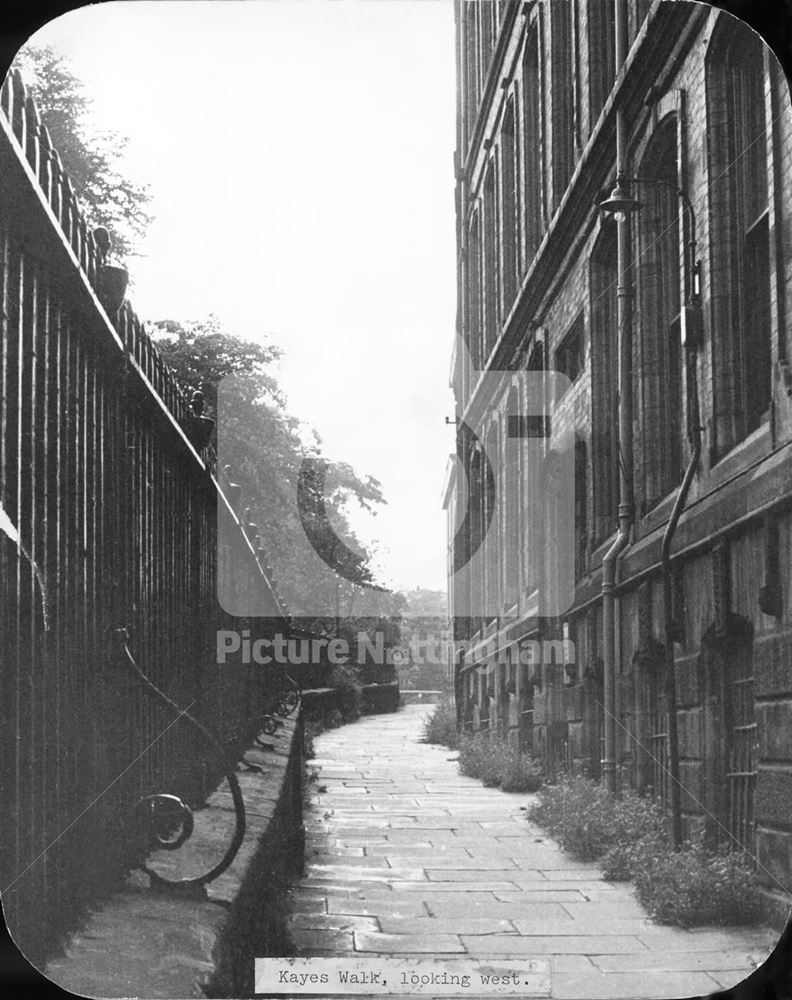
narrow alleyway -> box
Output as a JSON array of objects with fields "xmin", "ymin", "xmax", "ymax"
[{"xmin": 287, "ymin": 705, "xmax": 777, "ymax": 999}]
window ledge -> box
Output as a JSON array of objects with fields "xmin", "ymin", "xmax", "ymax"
[{"xmin": 709, "ymin": 421, "xmax": 772, "ymax": 490}]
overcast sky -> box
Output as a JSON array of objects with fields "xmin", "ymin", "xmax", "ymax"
[{"xmin": 20, "ymin": 0, "xmax": 457, "ymax": 593}]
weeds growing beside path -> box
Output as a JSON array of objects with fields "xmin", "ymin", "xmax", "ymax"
[
  {"xmin": 423, "ymin": 700, "xmax": 542, "ymax": 793},
  {"xmin": 457, "ymin": 733, "xmax": 543, "ymax": 792},
  {"xmin": 421, "ymin": 696, "xmax": 459, "ymax": 749},
  {"xmin": 530, "ymin": 776, "xmax": 765, "ymax": 928},
  {"xmin": 423, "ymin": 703, "xmax": 765, "ymax": 927}
]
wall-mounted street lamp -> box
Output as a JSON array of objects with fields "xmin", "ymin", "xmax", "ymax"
[
  {"xmin": 595, "ymin": 169, "xmax": 703, "ymax": 850},
  {"xmin": 597, "ymin": 172, "xmax": 702, "ymax": 318},
  {"xmin": 597, "ymin": 176, "xmax": 643, "ymax": 223}
]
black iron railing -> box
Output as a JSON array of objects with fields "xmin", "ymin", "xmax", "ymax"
[{"xmin": 0, "ymin": 69, "xmax": 286, "ymax": 962}]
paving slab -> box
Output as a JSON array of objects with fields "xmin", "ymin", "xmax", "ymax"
[
  {"xmin": 287, "ymin": 705, "xmax": 777, "ymax": 998},
  {"xmin": 288, "ymin": 928, "xmax": 355, "ymax": 952},
  {"xmin": 307, "ymin": 846, "xmax": 366, "ymax": 858},
  {"xmin": 636, "ymin": 927, "xmax": 777, "ymax": 951},
  {"xmin": 326, "ymin": 896, "xmax": 429, "ymax": 918},
  {"xmin": 307, "ymin": 864, "xmax": 427, "ymax": 881},
  {"xmin": 378, "ymin": 917, "xmax": 518, "ymax": 936},
  {"xmin": 424, "ymin": 897, "xmax": 573, "ymax": 919},
  {"xmin": 532, "ymin": 869, "xmax": 610, "ymax": 882},
  {"xmin": 288, "ymin": 894, "xmax": 328, "ymax": 914},
  {"xmin": 550, "ymin": 970, "xmax": 720, "ymax": 999},
  {"xmin": 494, "ymin": 881, "xmax": 620, "ymax": 894},
  {"xmin": 425, "ymin": 869, "xmax": 523, "ymax": 882},
  {"xmin": 591, "ymin": 949, "xmax": 766, "ymax": 973},
  {"xmin": 354, "ymin": 932, "xmax": 466, "ymax": 954},
  {"xmin": 296, "ymin": 878, "xmax": 397, "ymax": 894},
  {"xmin": 288, "ymin": 913, "xmax": 381, "ymax": 932},
  {"xmin": 559, "ymin": 900, "xmax": 649, "ymax": 921},
  {"xmin": 459, "ymin": 935, "xmax": 649, "ymax": 955},
  {"xmin": 708, "ymin": 972, "xmax": 757, "ymax": 992},
  {"xmin": 380, "ymin": 853, "xmax": 478, "ymax": 865},
  {"xmin": 391, "ymin": 880, "xmax": 520, "ymax": 892}
]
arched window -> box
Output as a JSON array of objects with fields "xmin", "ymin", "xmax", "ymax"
[
  {"xmin": 500, "ymin": 99, "xmax": 519, "ymax": 316},
  {"xmin": 707, "ymin": 19, "xmax": 771, "ymax": 455},
  {"xmin": 635, "ymin": 118, "xmax": 683, "ymax": 511}
]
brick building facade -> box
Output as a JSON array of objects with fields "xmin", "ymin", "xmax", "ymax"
[{"xmin": 444, "ymin": 0, "xmax": 792, "ymax": 919}]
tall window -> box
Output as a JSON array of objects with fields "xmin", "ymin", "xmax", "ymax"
[
  {"xmin": 574, "ymin": 438, "xmax": 588, "ymax": 578},
  {"xmin": 589, "ymin": 0, "xmax": 616, "ymax": 125},
  {"xmin": 635, "ymin": 0, "xmax": 652, "ymax": 33},
  {"xmin": 484, "ymin": 423, "xmax": 498, "ymax": 620},
  {"xmin": 479, "ymin": 1, "xmax": 497, "ymax": 85},
  {"xmin": 590, "ymin": 225, "xmax": 619, "ymax": 541},
  {"xmin": 522, "ymin": 27, "xmax": 543, "ymax": 268},
  {"xmin": 483, "ymin": 163, "xmax": 499, "ymax": 361},
  {"xmin": 551, "ymin": 0, "xmax": 575, "ymax": 206},
  {"xmin": 501, "ymin": 100, "xmax": 519, "ymax": 316},
  {"xmin": 707, "ymin": 21, "xmax": 772, "ymax": 454},
  {"xmin": 635, "ymin": 119, "xmax": 683, "ymax": 511},
  {"xmin": 464, "ymin": 3, "xmax": 480, "ymax": 147},
  {"xmin": 628, "ymin": 0, "xmax": 652, "ymax": 45},
  {"xmin": 522, "ymin": 341, "xmax": 545, "ymax": 594},
  {"xmin": 555, "ymin": 315, "xmax": 584, "ymax": 388},
  {"xmin": 504, "ymin": 384, "xmax": 521, "ymax": 607},
  {"xmin": 467, "ymin": 210, "xmax": 482, "ymax": 370},
  {"xmin": 470, "ymin": 447, "xmax": 483, "ymax": 637}
]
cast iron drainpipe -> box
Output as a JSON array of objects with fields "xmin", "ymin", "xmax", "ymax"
[
  {"xmin": 601, "ymin": 309, "xmax": 632, "ymax": 799},
  {"xmin": 661, "ymin": 330, "xmax": 702, "ymax": 849},
  {"xmin": 601, "ymin": 0, "xmax": 632, "ymax": 798}
]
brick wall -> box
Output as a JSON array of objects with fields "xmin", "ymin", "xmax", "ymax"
[{"xmin": 452, "ymin": 1, "xmax": 792, "ymax": 914}]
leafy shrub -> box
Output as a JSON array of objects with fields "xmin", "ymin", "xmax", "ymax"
[
  {"xmin": 600, "ymin": 788, "xmax": 669, "ymax": 880},
  {"xmin": 499, "ymin": 753, "xmax": 544, "ymax": 793},
  {"xmin": 633, "ymin": 836, "xmax": 765, "ymax": 927},
  {"xmin": 324, "ymin": 707, "xmax": 344, "ymax": 729},
  {"xmin": 529, "ymin": 776, "xmax": 612, "ymax": 860},
  {"xmin": 458, "ymin": 732, "xmax": 542, "ymax": 793},
  {"xmin": 529, "ymin": 778, "xmax": 669, "ymax": 866},
  {"xmin": 529, "ymin": 777, "xmax": 766, "ymax": 927},
  {"xmin": 422, "ymin": 698, "xmax": 459, "ymax": 749},
  {"xmin": 303, "ymin": 724, "xmax": 318, "ymax": 760},
  {"xmin": 329, "ymin": 666, "xmax": 362, "ymax": 723},
  {"xmin": 457, "ymin": 733, "xmax": 499, "ymax": 785}
]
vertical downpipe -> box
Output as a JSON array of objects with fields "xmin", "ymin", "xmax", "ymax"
[
  {"xmin": 601, "ymin": 0, "xmax": 633, "ymax": 796},
  {"xmin": 661, "ymin": 205, "xmax": 702, "ymax": 849}
]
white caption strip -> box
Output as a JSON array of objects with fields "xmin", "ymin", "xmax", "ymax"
[{"xmin": 255, "ymin": 957, "xmax": 550, "ymax": 996}]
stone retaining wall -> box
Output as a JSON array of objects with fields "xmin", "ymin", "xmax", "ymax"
[{"xmin": 43, "ymin": 715, "xmax": 305, "ymax": 999}]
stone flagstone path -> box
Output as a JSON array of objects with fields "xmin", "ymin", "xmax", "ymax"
[{"xmin": 286, "ymin": 705, "xmax": 778, "ymax": 999}]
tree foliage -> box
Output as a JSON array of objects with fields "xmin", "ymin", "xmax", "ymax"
[
  {"xmin": 14, "ymin": 44, "xmax": 153, "ymax": 261},
  {"xmin": 152, "ymin": 317, "xmax": 402, "ymax": 626},
  {"xmin": 396, "ymin": 589, "xmax": 449, "ymax": 691}
]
